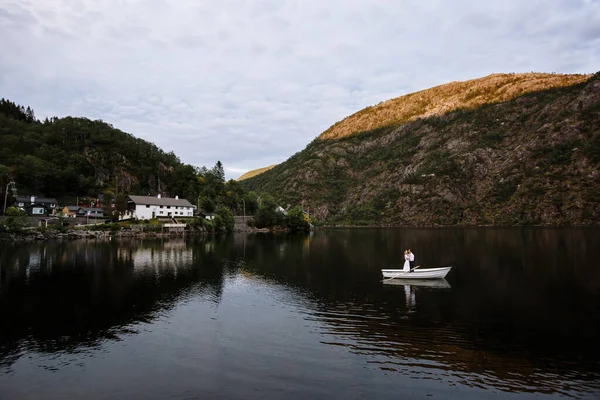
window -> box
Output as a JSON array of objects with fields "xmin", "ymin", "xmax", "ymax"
[
  {"xmin": 167, "ymin": 206, "xmax": 171, "ymax": 209},
  {"xmin": 146, "ymin": 205, "xmax": 150, "ymax": 208},
  {"xmin": 159, "ymin": 211, "xmax": 163, "ymax": 214},
  {"xmin": 160, "ymin": 206, "xmax": 163, "ymax": 209}
]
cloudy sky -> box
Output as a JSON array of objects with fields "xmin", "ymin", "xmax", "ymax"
[{"xmin": 1, "ymin": 0, "xmax": 599, "ymax": 179}]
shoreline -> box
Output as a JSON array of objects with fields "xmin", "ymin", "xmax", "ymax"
[{"xmin": 2, "ymin": 224, "xmax": 597, "ymax": 243}]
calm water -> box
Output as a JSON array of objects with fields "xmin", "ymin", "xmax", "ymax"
[{"xmin": 0, "ymin": 228, "xmax": 599, "ymax": 399}]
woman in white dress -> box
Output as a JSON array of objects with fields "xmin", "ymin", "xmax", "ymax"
[{"xmin": 403, "ymin": 250, "xmax": 411, "ymax": 272}]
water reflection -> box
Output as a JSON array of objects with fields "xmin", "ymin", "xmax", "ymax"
[
  {"xmin": 382, "ymin": 278, "xmax": 451, "ymax": 288},
  {"xmin": 0, "ymin": 238, "xmax": 225, "ymax": 370},
  {"xmin": 0, "ymin": 228, "xmax": 599, "ymax": 399},
  {"xmin": 231, "ymin": 229, "xmax": 600, "ymax": 398}
]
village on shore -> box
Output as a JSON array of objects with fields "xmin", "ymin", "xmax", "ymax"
[{"xmin": 0, "ymin": 191, "xmax": 312, "ymax": 241}]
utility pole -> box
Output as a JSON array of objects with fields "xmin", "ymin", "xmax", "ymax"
[
  {"xmin": 242, "ymin": 198, "xmax": 246, "ymax": 222},
  {"xmin": 3, "ymin": 181, "xmax": 15, "ymax": 215}
]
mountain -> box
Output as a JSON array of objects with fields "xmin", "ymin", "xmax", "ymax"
[
  {"xmin": 241, "ymin": 73, "xmax": 600, "ymax": 226},
  {"xmin": 0, "ymin": 99, "xmax": 202, "ymax": 203},
  {"xmin": 237, "ymin": 165, "xmax": 277, "ymax": 181},
  {"xmin": 320, "ymin": 73, "xmax": 590, "ymax": 140}
]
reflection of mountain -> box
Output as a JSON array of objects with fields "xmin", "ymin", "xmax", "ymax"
[
  {"xmin": 0, "ymin": 239, "xmax": 225, "ymax": 369},
  {"xmin": 1, "ymin": 230, "xmax": 599, "ymax": 398},
  {"xmin": 230, "ymin": 230, "xmax": 600, "ymax": 397}
]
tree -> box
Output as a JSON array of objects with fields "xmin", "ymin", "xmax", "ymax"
[
  {"xmin": 254, "ymin": 195, "xmax": 284, "ymax": 228},
  {"xmin": 212, "ymin": 161, "xmax": 225, "ymax": 183},
  {"xmin": 201, "ymin": 197, "xmax": 216, "ymax": 213},
  {"xmin": 284, "ymin": 206, "xmax": 310, "ymax": 232},
  {"xmin": 5, "ymin": 206, "xmax": 24, "ymax": 216},
  {"xmin": 243, "ymin": 191, "xmax": 259, "ymax": 215},
  {"xmin": 216, "ymin": 205, "xmax": 234, "ymax": 232}
]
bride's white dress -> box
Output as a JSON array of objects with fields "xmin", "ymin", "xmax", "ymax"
[{"xmin": 402, "ymin": 257, "xmax": 410, "ymax": 272}]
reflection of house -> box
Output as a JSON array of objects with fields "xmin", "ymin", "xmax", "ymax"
[
  {"xmin": 15, "ymin": 195, "xmax": 57, "ymax": 216},
  {"xmin": 117, "ymin": 243, "xmax": 192, "ymax": 272},
  {"xmin": 122, "ymin": 194, "xmax": 195, "ymax": 220}
]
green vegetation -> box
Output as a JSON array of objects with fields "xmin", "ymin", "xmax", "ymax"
[
  {"xmin": 0, "ymin": 99, "xmax": 309, "ymax": 233},
  {"xmin": 250, "ymin": 195, "xmax": 310, "ymax": 232},
  {"xmin": 4, "ymin": 206, "xmax": 24, "ymax": 216},
  {"xmin": 242, "ymin": 72, "xmax": 600, "ymax": 226}
]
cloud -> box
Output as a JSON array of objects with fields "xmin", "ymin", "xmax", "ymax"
[{"xmin": 0, "ymin": 0, "xmax": 598, "ymax": 180}]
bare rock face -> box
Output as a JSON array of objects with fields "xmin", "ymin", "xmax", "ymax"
[{"xmin": 243, "ymin": 72, "xmax": 600, "ymax": 226}]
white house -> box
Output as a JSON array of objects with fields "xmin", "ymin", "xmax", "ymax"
[{"xmin": 121, "ymin": 194, "xmax": 195, "ymax": 220}]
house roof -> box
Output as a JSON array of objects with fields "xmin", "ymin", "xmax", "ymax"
[
  {"xmin": 126, "ymin": 195, "xmax": 194, "ymax": 207},
  {"xmin": 64, "ymin": 206, "xmax": 82, "ymax": 211},
  {"xmin": 81, "ymin": 207, "xmax": 103, "ymax": 212},
  {"xmin": 23, "ymin": 203, "xmax": 49, "ymax": 209},
  {"xmin": 16, "ymin": 196, "xmax": 57, "ymax": 205}
]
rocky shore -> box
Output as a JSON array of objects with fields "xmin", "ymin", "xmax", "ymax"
[
  {"xmin": 0, "ymin": 228, "xmax": 193, "ymax": 242},
  {"xmin": 0, "ymin": 224, "xmax": 285, "ymax": 242}
]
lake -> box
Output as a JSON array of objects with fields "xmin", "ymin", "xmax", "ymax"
[{"xmin": 1, "ymin": 228, "xmax": 599, "ymax": 399}]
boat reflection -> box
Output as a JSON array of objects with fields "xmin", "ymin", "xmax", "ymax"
[
  {"xmin": 382, "ymin": 278, "xmax": 451, "ymax": 289},
  {"xmin": 383, "ymin": 279, "xmax": 450, "ymax": 312}
]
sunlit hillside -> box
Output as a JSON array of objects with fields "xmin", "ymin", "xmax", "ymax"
[
  {"xmin": 320, "ymin": 73, "xmax": 591, "ymax": 140},
  {"xmin": 242, "ymin": 72, "xmax": 600, "ymax": 226},
  {"xmin": 237, "ymin": 165, "xmax": 276, "ymax": 181}
]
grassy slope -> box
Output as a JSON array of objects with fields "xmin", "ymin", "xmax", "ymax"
[
  {"xmin": 320, "ymin": 73, "xmax": 591, "ymax": 140},
  {"xmin": 237, "ymin": 165, "xmax": 277, "ymax": 181}
]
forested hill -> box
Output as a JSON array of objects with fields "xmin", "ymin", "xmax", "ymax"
[
  {"xmin": 0, "ymin": 99, "xmax": 234, "ymax": 209},
  {"xmin": 242, "ymin": 72, "xmax": 600, "ymax": 226}
]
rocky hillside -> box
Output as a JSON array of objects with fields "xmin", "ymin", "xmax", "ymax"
[
  {"xmin": 237, "ymin": 165, "xmax": 276, "ymax": 181},
  {"xmin": 242, "ymin": 73, "xmax": 600, "ymax": 226}
]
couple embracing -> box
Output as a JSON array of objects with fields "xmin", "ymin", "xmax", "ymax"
[{"xmin": 403, "ymin": 249, "xmax": 415, "ymax": 272}]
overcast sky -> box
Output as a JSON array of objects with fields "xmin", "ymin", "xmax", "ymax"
[{"xmin": 1, "ymin": 0, "xmax": 599, "ymax": 179}]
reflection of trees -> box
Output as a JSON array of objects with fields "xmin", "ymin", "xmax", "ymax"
[
  {"xmin": 229, "ymin": 229, "xmax": 600, "ymax": 396},
  {"xmin": 0, "ymin": 239, "xmax": 226, "ymax": 369}
]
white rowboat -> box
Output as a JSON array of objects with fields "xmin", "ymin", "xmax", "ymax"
[{"xmin": 381, "ymin": 266, "xmax": 451, "ymax": 280}]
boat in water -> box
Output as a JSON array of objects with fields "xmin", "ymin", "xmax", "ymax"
[{"xmin": 381, "ymin": 266, "xmax": 451, "ymax": 280}]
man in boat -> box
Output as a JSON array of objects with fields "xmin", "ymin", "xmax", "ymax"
[{"xmin": 408, "ymin": 249, "xmax": 415, "ymax": 271}]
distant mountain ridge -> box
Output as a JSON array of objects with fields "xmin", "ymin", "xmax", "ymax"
[
  {"xmin": 242, "ymin": 72, "xmax": 600, "ymax": 226},
  {"xmin": 320, "ymin": 73, "xmax": 591, "ymax": 140},
  {"xmin": 237, "ymin": 165, "xmax": 276, "ymax": 181}
]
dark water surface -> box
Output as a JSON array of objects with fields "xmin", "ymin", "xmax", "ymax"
[{"xmin": 1, "ymin": 228, "xmax": 599, "ymax": 399}]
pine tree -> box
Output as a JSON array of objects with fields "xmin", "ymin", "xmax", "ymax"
[{"xmin": 212, "ymin": 161, "xmax": 225, "ymax": 183}]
